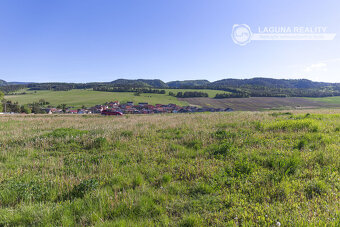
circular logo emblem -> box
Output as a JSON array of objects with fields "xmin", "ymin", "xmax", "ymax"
[{"xmin": 231, "ymin": 24, "xmax": 252, "ymax": 46}]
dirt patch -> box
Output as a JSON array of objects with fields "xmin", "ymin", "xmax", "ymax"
[{"xmin": 178, "ymin": 97, "xmax": 340, "ymax": 111}]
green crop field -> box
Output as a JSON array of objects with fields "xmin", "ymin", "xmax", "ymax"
[
  {"xmin": 306, "ymin": 96, "xmax": 340, "ymax": 105},
  {"xmin": 4, "ymin": 89, "xmax": 190, "ymax": 108},
  {"xmin": 0, "ymin": 110, "xmax": 339, "ymax": 226}
]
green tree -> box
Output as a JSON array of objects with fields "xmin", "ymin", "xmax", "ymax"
[
  {"xmin": 61, "ymin": 104, "xmax": 67, "ymax": 113},
  {"xmin": 20, "ymin": 105, "xmax": 31, "ymax": 114},
  {"xmin": 0, "ymin": 91, "xmax": 3, "ymax": 112},
  {"xmin": 31, "ymin": 103, "xmax": 41, "ymax": 114}
]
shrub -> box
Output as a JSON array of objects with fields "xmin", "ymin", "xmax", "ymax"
[
  {"xmin": 296, "ymin": 139, "xmax": 308, "ymax": 150},
  {"xmin": 265, "ymin": 119, "xmax": 319, "ymax": 132},
  {"xmin": 179, "ymin": 214, "xmax": 204, "ymax": 227},
  {"xmin": 91, "ymin": 137, "xmax": 108, "ymax": 149},
  {"xmin": 262, "ymin": 153, "xmax": 301, "ymax": 176},
  {"xmin": 213, "ymin": 129, "xmax": 237, "ymax": 140},
  {"xmin": 207, "ymin": 140, "xmax": 236, "ymax": 157},
  {"xmin": 120, "ymin": 130, "xmax": 133, "ymax": 137},
  {"xmin": 65, "ymin": 179, "xmax": 98, "ymax": 200},
  {"xmin": 161, "ymin": 174, "xmax": 172, "ymax": 185},
  {"xmin": 270, "ymin": 112, "xmax": 293, "ymax": 117},
  {"xmin": 232, "ymin": 159, "xmax": 256, "ymax": 177},
  {"xmin": 190, "ymin": 182, "xmax": 214, "ymax": 195},
  {"xmin": 45, "ymin": 128, "xmax": 88, "ymax": 138},
  {"xmin": 305, "ymin": 180, "xmax": 327, "ymax": 199},
  {"xmin": 157, "ymin": 128, "xmax": 187, "ymax": 139},
  {"xmin": 132, "ymin": 175, "xmax": 144, "ymax": 189},
  {"xmin": 183, "ymin": 139, "xmax": 203, "ymax": 150},
  {"xmin": 0, "ymin": 178, "xmax": 50, "ymax": 206}
]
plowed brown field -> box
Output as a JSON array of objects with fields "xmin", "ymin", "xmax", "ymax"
[{"xmin": 179, "ymin": 97, "xmax": 340, "ymax": 111}]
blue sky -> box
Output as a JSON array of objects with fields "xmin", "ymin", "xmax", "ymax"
[{"xmin": 0, "ymin": 0, "xmax": 339, "ymax": 83}]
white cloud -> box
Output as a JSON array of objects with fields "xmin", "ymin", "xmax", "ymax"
[
  {"xmin": 297, "ymin": 58, "xmax": 340, "ymax": 82},
  {"xmin": 304, "ymin": 62, "xmax": 327, "ymax": 72}
]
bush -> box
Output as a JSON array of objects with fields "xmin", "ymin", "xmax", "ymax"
[
  {"xmin": 161, "ymin": 174, "xmax": 172, "ymax": 185},
  {"xmin": 0, "ymin": 178, "xmax": 50, "ymax": 206},
  {"xmin": 65, "ymin": 179, "xmax": 98, "ymax": 200},
  {"xmin": 265, "ymin": 119, "xmax": 319, "ymax": 132},
  {"xmin": 45, "ymin": 128, "xmax": 88, "ymax": 138},
  {"xmin": 208, "ymin": 140, "xmax": 236, "ymax": 157},
  {"xmin": 213, "ymin": 129, "xmax": 236, "ymax": 140},
  {"xmin": 120, "ymin": 130, "xmax": 133, "ymax": 137},
  {"xmin": 183, "ymin": 139, "xmax": 203, "ymax": 150},
  {"xmin": 179, "ymin": 214, "xmax": 204, "ymax": 227},
  {"xmin": 305, "ymin": 180, "xmax": 327, "ymax": 199},
  {"xmin": 91, "ymin": 137, "xmax": 108, "ymax": 149}
]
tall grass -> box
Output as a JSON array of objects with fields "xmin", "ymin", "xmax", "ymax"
[{"xmin": 0, "ymin": 110, "xmax": 339, "ymax": 225}]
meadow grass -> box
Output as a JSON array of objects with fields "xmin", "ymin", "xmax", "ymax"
[
  {"xmin": 0, "ymin": 110, "xmax": 339, "ymax": 226},
  {"xmin": 4, "ymin": 89, "xmax": 189, "ymax": 108},
  {"xmin": 306, "ymin": 96, "xmax": 340, "ymax": 105},
  {"xmin": 4, "ymin": 88, "xmax": 225, "ymax": 108}
]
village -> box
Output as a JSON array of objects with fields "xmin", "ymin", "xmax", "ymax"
[{"xmin": 42, "ymin": 101, "xmax": 234, "ymax": 115}]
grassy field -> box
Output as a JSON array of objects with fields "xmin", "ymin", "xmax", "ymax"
[
  {"xmin": 5, "ymin": 89, "xmax": 190, "ymax": 108},
  {"xmin": 4, "ymin": 88, "xmax": 225, "ymax": 108},
  {"xmin": 306, "ymin": 96, "xmax": 340, "ymax": 105},
  {"xmin": 0, "ymin": 110, "xmax": 339, "ymax": 225}
]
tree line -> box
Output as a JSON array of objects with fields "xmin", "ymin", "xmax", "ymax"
[
  {"xmin": 1, "ymin": 77, "xmax": 340, "ymax": 98},
  {"xmin": 1, "ymin": 98, "xmax": 52, "ymax": 114},
  {"xmin": 169, "ymin": 91, "xmax": 209, "ymax": 98},
  {"xmin": 214, "ymin": 92, "xmax": 250, "ymax": 99},
  {"xmin": 93, "ymin": 86, "xmax": 166, "ymax": 94}
]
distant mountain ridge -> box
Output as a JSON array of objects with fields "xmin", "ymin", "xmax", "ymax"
[
  {"xmin": 0, "ymin": 79, "xmax": 34, "ymax": 86},
  {"xmin": 1, "ymin": 77, "xmax": 338, "ymax": 88},
  {"xmin": 1, "ymin": 77, "xmax": 340, "ymax": 97},
  {"xmin": 210, "ymin": 78, "xmax": 336, "ymax": 89},
  {"xmin": 166, "ymin": 80, "xmax": 210, "ymax": 88},
  {"xmin": 0, "ymin": 79, "xmax": 7, "ymax": 86},
  {"xmin": 107, "ymin": 78, "xmax": 340, "ymax": 89},
  {"xmin": 111, "ymin": 79, "xmax": 168, "ymax": 88}
]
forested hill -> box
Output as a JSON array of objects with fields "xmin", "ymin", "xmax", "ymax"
[
  {"xmin": 1, "ymin": 77, "xmax": 340, "ymax": 97},
  {"xmin": 210, "ymin": 78, "xmax": 335, "ymax": 89},
  {"xmin": 166, "ymin": 80, "xmax": 210, "ymax": 88},
  {"xmin": 0, "ymin": 80, "xmax": 7, "ymax": 86},
  {"xmin": 110, "ymin": 79, "xmax": 168, "ymax": 88},
  {"xmin": 206, "ymin": 78, "xmax": 340, "ymax": 97}
]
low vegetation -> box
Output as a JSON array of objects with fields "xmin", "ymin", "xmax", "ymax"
[
  {"xmin": 0, "ymin": 110, "xmax": 339, "ymax": 225},
  {"xmin": 306, "ymin": 96, "xmax": 340, "ymax": 105},
  {"xmin": 4, "ymin": 89, "xmax": 189, "ymax": 108}
]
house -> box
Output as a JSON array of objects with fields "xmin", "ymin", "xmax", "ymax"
[
  {"xmin": 42, "ymin": 108, "xmax": 53, "ymax": 114},
  {"xmin": 107, "ymin": 101, "xmax": 120, "ymax": 107},
  {"xmin": 67, "ymin": 109, "xmax": 78, "ymax": 114}
]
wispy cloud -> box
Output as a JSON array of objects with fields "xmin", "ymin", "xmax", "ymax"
[
  {"xmin": 298, "ymin": 58, "xmax": 340, "ymax": 82},
  {"xmin": 304, "ymin": 62, "xmax": 327, "ymax": 72}
]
